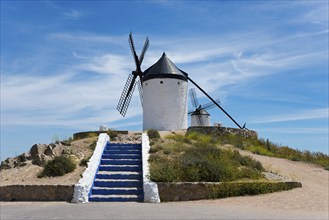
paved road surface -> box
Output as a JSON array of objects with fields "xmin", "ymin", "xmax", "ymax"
[{"xmin": 0, "ymin": 199, "xmax": 327, "ymax": 220}]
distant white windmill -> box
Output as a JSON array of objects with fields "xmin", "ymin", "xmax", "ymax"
[{"xmin": 189, "ymin": 88, "xmax": 220, "ymax": 127}]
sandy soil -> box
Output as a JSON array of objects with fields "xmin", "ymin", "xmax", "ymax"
[
  {"xmin": 0, "ymin": 137, "xmax": 96, "ymax": 186},
  {"xmin": 0, "ymin": 133, "xmax": 141, "ymax": 186},
  {"xmin": 158, "ymin": 130, "xmax": 187, "ymax": 138}
]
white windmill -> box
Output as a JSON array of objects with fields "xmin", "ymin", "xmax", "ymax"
[
  {"xmin": 189, "ymin": 88, "xmax": 220, "ymax": 127},
  {"xmin": 117, "ymin": 33, "xmax": 246, "ymax": 131}
]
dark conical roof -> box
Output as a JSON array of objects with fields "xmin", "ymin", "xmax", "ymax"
[
  {"xmin": 143, "ymin": 52, "xmax": 188, "ymax": 82},
  {"xmin": 191, "ymin": 108, "xmax": 210, "ymax": 116}
]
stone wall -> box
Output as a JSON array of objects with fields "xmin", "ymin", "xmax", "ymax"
[
  {"xmin": 0, "ymin": 185, "xmax": 74, "ymax": 201},
  {"xmin": 157, "ymin": 181, "xmax": 302, "ymax": 202},
  {"xmin": 187, "ymin": 126, "xmax": 258, "ymax": 139}
]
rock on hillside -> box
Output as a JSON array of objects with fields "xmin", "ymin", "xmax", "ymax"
[
  {"xmin": 1, "ymin": 141, "xmax": 86, "ymax": 170},
  {"xmin": 0, "ymin": 132, "xmax": 143, "ymax": 186},
  {"xmin": 0, "ymin": 137, "xmax": 96, "ymax": 186},
  {"xmin": 111, "ymin": 131, "xmax": 142, "ymax": 144}
]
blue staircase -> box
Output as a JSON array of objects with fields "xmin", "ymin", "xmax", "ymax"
[{"xmin": 89, "ymin": 143, "xmax": 144, "ymax": 202}]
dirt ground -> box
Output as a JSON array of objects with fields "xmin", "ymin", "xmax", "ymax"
[{"xmin": 0, "ymin": 137, "xmax": 96, "ymax": 186}]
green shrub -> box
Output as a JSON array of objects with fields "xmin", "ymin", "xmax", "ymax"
[
  {"xmin": 0, "ymin": 163, "xmax": 10, "ymax": 170},
  {"xmin": 109, "ymin": 130, "xmax": 119, "ymax": 140},
  {"xmin": 147, "ymin": 129, "xmax": 160, "ymax": 140},
  {"xmin": 38, "ymin": 156, "xmax": 76, "ymax": 177},
  {"xmin": 18, "ymin": 162, "xmax": 27, "ymax": 167},
  {"xmin": 166, "ymin": 134, "xmax": 191, "ymax": 144},
  {"xmin": 62, "ymin": 137, "xmax": 73, "ymax": 146},
  {"xmin": 80, "ymin": 157, "xmax": 90, "ymax": 167},
  {"xmin": 187, "ymin": 131, "xmax": 213, "ymax": 144},
  {"xmin": 149, "ymin": 138, "xmax": 264, "ymax": 182},
  {"xmin": 17, "ymin": 154, "xmax": 27, "ymax": 162}
]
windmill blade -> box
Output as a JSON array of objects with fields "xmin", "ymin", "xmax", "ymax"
[
  {"xmin": 200, "ymin": 99, "xmax": 221, "ymax": 111},
  {"xmin": 139, "ymin": 36, "xmax": 149, "ymax": 66},
  {"xmin": 189, "ymin": 88, "xmax": 199, "ymax": 109},
  {"xmin": 180, "ymin": 69, "xmax": 243, "ymax": 129},
  {"xmin": 128, "ymin": 32, "xmax": 142, "ymax": 73},
  {"xmin": 137, "ymin": 79, "xmax": 143, "ymax": 106},
  {"xmin": 117, "ymin": 74, "xmax": 138, "ymax": 117}
]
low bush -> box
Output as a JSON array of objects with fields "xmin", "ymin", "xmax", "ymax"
[
  {"xmin": 38, "ymin": 156, "xmax": 76, "ymax": 177},
  {"xmin": 62, "ymin": 137, "xmax": 73, "ymax": 146},
  {"xmin": 108, "ymin": 130, "xmax": 119, "ymax": 140},
  {"xmin": 79, "ymin": 157, "xmax": 90, "ymax": 167},
  {"xmin": 166, "ymin": 134, "xmax": 191, "ymax": 144},
  {"xmin": 147, "ymin": 129, "xmax": 160, "ymax": 140},
  {"xmin": 194, "ymin": 131, "xmax": 329, "ymax": 170},
  {"xmin": 149, "ymin": 139, "xmax": 264, "ymax": 182}
]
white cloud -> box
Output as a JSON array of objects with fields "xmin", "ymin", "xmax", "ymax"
[
  {"xmin": 77, "ymin": 53, "xmax": 131, "ymax": 76},
  {"xmin": 64, "ymin": 9, "xmax": 82, "ymax": 19},
  {"xmin": 260, "ymin": 127, "xmax": 328, "ymax": 134},
  {"xmin": 250, "ymin": 108, "xmax": 329, "ymax": 124}
]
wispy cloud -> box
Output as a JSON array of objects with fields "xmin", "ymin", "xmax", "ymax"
[
  {"xmin": 250, "ymin": 108, "xmax": 328, "ymax": 124},
  {"xmin": 260, "ymin": 127, "xmax": 328, "ymax": 134},
  {"xmin": 64, "ymin": 9, "xmax": 82, "ymax": 19}
]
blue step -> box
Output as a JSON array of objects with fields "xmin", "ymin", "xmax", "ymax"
[
  {"xmin": 89, "ymin": 142, "xmax": 143, "ymax": 202},
  {"xmin": 106, "ymin": 146, "xmax": 141, "ymax": 150},
  {"xmin": 101, "ymin": 159, "xmax": 142, "ymax": 166},
  {"xmin": 96, "ymin": 173, "xmax": 142, "ymax": 180},
  {"xmin": 99, "ymin": 165, "xmax": 142, "ymax": 172},
  {"xmin": 107, "ymin": 143, "xmax": 141, "ymax": 148},
  {"xmin": 102, "ymin": 154, "xmax": 141, "ymax": 159},
  {"xmin": 89, "ymin": 196, "xmax": 143, "ymax": 202},
  {"xmin": 92, "ymin": 188, "xmax": 143, "ymax": 195},
  {"xmin": 94, "ymin": 180, "xmax": 143, "ymax": 188},
  {"xmin": 104, "ymin": 150, "xmax": 141, "ymax": 155}
]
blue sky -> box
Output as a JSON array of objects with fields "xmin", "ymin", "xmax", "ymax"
[{"xmin": 1, "ymin": 0, "xmax": 328, "ymax": 160}]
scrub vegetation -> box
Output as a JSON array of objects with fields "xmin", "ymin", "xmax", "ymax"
[
  {"xmin": 149, "ymin": 132, "xmax": 265, "ymax": 182},
  {"xmin": 38, "ymin": 156, "xmax": 76, "ymax": 178},
  {"xmin": 213, "ymin": 132, "xmax": 329, "ymax": 170},
  {"xmin": 149, "ymin": 131, "xmax": 329, "ymax": 182}
]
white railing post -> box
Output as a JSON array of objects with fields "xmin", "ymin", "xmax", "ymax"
[
  {"xmin": 71, "ymin": 133, "xmax": 109, "ymax": 203},
  {"xmin": 142, "ymin": 133, "xmax": 160, "ymax": 203}
]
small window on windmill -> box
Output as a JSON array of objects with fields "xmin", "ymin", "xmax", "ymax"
[
  {"xmin": 160, "ymin": 81, "xmax": 163, "ymax": 84},
  {"xmin": 177, "ymin": 82, "xmax": 180, "ymax": 85},
  {"xmin": 145, "ymin": 82, "xmax": 148, "ymax": 86}
]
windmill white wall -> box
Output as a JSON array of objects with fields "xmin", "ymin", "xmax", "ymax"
[
  {"xmin": 191, "ymin": 114, "xmax": 211, "ymax": 127},
  {"xmin": 143, "ymin": 78, "xmax": 188, "ymax": 131}
]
